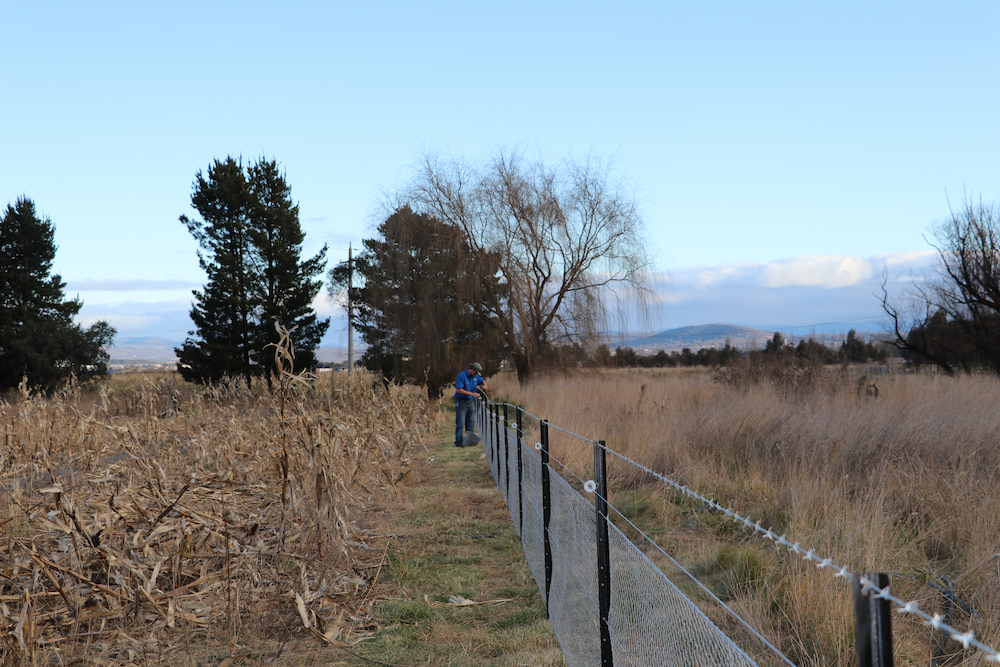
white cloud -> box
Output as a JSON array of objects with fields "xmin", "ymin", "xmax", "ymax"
[
  {"xmin": 756, "ymin": 256, "xmax": 874, "ymax": 288},
  {"xmin": 662, "ymin": 252, "xmax": 937, "ymax": 292},
  {"xmin": 692, "ymin": 263, "xmax": 760, "ymax": 287},
  {"xmin": 312, "ymin": 291, "xmax": 342, "ymax": 317},
  {"xmin": 877, "ymin": 250, "xmax": 937, "ymax": 269},
  {"xmin": 658, "ymin": 264, "xmax": 760, "ymax": 293},
  {"xmin": 646, "ymin": 253, "xmax": 939, "ymax": 333}
]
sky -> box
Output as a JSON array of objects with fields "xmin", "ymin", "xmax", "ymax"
[{"xmin": 4, "ymin": 2, "xmax": 1000, "ymax": 348}]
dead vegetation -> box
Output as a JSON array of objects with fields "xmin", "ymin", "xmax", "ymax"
[
  {"xmin": 490, "ymin": 367, "xmax": 1000, "ymax": 664},
  {"xmin": 0, "ymin": 337, "xmax": 437, "ymax": 664}
]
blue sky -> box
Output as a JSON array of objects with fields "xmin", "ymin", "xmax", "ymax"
[{"xmin": 4, "ymin": 2, "xmax": 999, "ymax": 346}]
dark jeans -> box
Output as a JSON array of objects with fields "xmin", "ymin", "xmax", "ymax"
[{"xmin": 455, "ymin": 399, "xmax": 476, "ymax": 446}]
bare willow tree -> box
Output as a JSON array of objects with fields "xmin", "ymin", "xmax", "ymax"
[
  {"xmin": 407, "ymin": 149, "xmax": 651, "ymax": 384},
  {"xmin": 882, "ymin": 196, "xmax": 1000, "ymax": 374}
]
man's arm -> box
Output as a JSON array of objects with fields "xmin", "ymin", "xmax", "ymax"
[{"xmin": 456, "ymin": 373, "xmax": 480, "ymax": 397}]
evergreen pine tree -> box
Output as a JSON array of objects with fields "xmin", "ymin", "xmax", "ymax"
[
  {"xmin": 247, "ymin": 159, "xmax": 329, "ymax": 378},
  {"xmin": 331, "ymin": 205, "xmax": 503, "ymax": 399},
  {"xmin": 176, "ymin": 157, "xmax": 329, "ymax": 384},
  {"xmin": 0, "ymin": 197, "xmax": 115, "ymax": 391},
  {"xmin": 176, "ymin": 157, "xmax": 256, "ymax": 384}
]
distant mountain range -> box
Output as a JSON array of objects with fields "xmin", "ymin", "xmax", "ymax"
[
  {"xmin": 624, "ymin": 324, "xmax": 773, "ymax": 353},
  {"xmin": 109, "ymin": 325, "xmax": 877, "ymax": 366}
]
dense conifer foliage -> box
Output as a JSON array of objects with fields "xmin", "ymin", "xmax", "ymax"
[
  {"xmin": 330, "ymin": 206, "xmax": 504, "ymax": 398},
  {"xmin": 176, "ymin": 157, "xmax": 328, "ymax": 384},
  {"xmin": 0, "ymin": 197, "xmax": 115, "ymax": 392}
]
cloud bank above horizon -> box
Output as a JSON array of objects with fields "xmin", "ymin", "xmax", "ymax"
[
  {"xmin": 648, "ymin": 251, "xmax": 937, "ymax": 334},
  {"xmin": 72, "ymin": 251, "xmax": 940, "ymax": 346}
]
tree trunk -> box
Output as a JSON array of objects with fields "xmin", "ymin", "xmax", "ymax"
[
  {"xmin": 426, "ymin": 381, "xmax": 444, "ymax": 401},
  {"xmin": 513, "ymin": 352, "xmax": 532, "ymax": 386}
]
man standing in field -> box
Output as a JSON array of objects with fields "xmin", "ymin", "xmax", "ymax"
[{"xmin": 454, "ymin": 362, "xmax": 487, "ymax": 447}]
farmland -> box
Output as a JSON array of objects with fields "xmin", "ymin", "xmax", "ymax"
[
  {"xmin": 4, "ymin": 363, "xmax": 1000, "ymax": 665},
  {"xmin": 0, "ymin": 369, "xmax": 437, "ymax": 664},
  {"xmin": 489, "ymin": 366, "xmax": 1000, "ymax": 664}
]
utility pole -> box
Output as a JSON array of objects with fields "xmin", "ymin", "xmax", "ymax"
[{"xmin": 347, "ymin": 243, "xmax": 354, "ymax": 377}]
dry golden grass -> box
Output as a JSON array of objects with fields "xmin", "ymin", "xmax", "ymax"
[
  {"xmin": 0, "ymin": 361, "xmax": 437, "ymax": 665},
  {"xmin": 490, "ymin": 366, "xmax": 1000, "ymax": 665}
]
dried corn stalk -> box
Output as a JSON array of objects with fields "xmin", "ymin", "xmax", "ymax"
[{"xmin": 0, "ymin": 333, "xmax": 437, "ymax": 663}]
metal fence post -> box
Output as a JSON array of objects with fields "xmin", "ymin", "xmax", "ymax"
[
  {"xmin": 594, "ymin": 440, "xmax": 614, "ymax": 667},
  {"xmin": 516, "ymin": 406, "xmax": 524, "ymax": 536},
  {"xmin": 503, "ymin": 404, "xmax": 510, "ymax": 502},
  {"xmin": 479, "ymin": 398, "xmax": 486, "ymax": 455},
  {"xmin": 493, "ymin": 403, "xmax": 500, "ymax": 463},
  {"xmin": 854, "ymin": 572, "xmax": 893, "ymax": 667},
  {"xmin": 485, "ymin": 402, "xmax": 493, "ymax": 460},
  {"xmin": 540, "ymin": 419, "xmax": 553, "ymax": 614},
  {"xmin": 490, "ymin": 401, "xmax": 496, "ymax": 462}
]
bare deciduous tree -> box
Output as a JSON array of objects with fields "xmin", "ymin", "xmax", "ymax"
[
  {"xmin": 882, "ymin": 196, "xmax": 1000, "ymax": 374},
  {"xmin": 407, "ymin": 149, "xmax": 651, "ymax": 384}
]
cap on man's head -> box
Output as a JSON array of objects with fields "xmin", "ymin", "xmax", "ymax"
[{"xmin": 470, "ymin": 362, "xmax": 483, "ymax": 372}]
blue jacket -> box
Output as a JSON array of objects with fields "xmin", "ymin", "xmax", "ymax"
[{"xmin": 454, "ymin": 369, "xmax": 484, "ymax": 400}]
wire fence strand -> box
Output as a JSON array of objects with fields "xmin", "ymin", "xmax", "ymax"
[
  {"xmin": 480, "ymin": 399, "xmax": 1000, "ymax": 665},
  {"xmin": 600, "ymin": 440, "xmax": 1000, "ymax": 662}
]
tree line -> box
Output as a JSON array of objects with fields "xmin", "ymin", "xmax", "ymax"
[
  {"xmin": 4, "ymin": 148, "xmax": 644, "ymax": 396},
  {"xmin": 331, "ymin": 149, "xmax": 651, "ymax": 396},
  {"xmin": 591, "ymin": 329, "xmax": 888, "ymax": 369},
  {"xmin": 320, "ymin": 180, "xmax": 1000, "ymax": 386},
  {"xmin": 0, "ymin": 156, "xmax": 330, "ymax": 393},
  {"xmin": 180, "ymin": 178, "xmax": 1000, "ymax": 389},
  {"xmin": 5, "ymin": 150, "xmax": 1000, "ymax": 395}
]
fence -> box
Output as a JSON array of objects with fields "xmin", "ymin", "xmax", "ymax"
[{"xmin": 475, "ymin": 399, "xmax": 1000, "ymax": 666}]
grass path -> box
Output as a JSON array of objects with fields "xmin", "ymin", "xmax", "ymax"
[{"xmin": 353, "ymin": 416, "xmax": 565, "ymax": 666}]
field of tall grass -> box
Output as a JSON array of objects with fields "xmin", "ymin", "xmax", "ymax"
[
  {"xmin": 489, "ymin": 365, "xmax": 1000, "ymax": 665},
  {"xmin": 0, "ymin": 367, "xmax": 437, "ymax": 665},
  {"xmin": 6, "ymin": 357, "xmax": 999, "ymax": 664}
]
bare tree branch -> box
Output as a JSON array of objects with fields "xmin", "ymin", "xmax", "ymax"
[
  {"xmin": 881, "ymin": 195, "xmax": 1000, "ymax": 374},
  {"xmin": 407, "ymin": 149, "xmax": 652, "ymax": 383}
]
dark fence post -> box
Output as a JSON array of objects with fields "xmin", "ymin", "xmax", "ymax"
[
  {"xmin": 486, "ymin": 402, "xmax": 494, "ymax": 461},
  {"xmin": 478, "ymin": 398, "xmax": 485, "ymax": 450},
  {"xmin": 541, "ymin": 419, "xmax": 553, "ymax": 614},
  {"xmin": 479, "ymin": 399, "xmax": 487, "ymax": 456},
  {"xmin": 594, "ymin": 440, "xmax": 614, "ymax": 667},
  {"xmin": 503, "ymin": 404, "xmax": 510, "ymax": 501},
  {"xmin": 493, "ymin": 403, "xmax": 500, "ymax": 462},
  {"xmin": 855, "ymin": 572, "xmax": 893, "ymax": 667},
  {"xmin": 516, "ymin": 406, "xmax": 524, "ymax": 536},
  {"xmin": 490, "ymin": 401, "xmax": 497, "ymax": 462}
]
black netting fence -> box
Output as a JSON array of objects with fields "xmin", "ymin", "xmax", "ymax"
[{"xmin": 479, "ymin": 400, "xmax": 763, "ymax": 667}]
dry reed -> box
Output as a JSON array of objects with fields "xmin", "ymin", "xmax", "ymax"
[
  {"xmin": 0, "ymin": 332, "xmax": 437, "ymax": 664},
  {"xmin": 491, "ymin": 367, "xmax": 1000, "ymax": 665}
]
